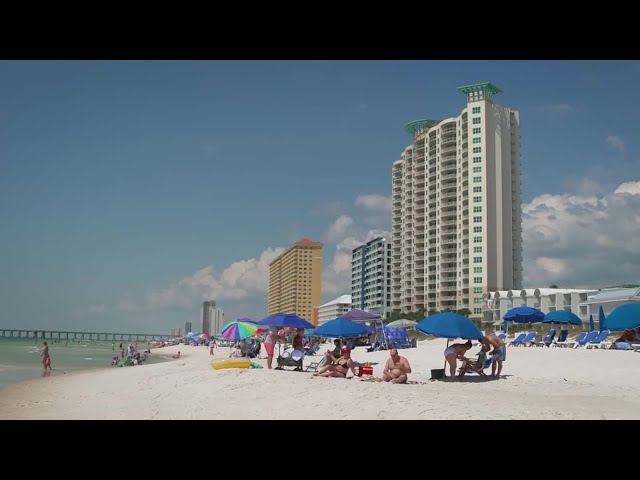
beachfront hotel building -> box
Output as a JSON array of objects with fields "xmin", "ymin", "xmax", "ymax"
[
  {"xmin": 391, "ymin": 83, "xmax": 522, "ymax": 319},
  {"xmin": 202, "ymin": 300, "xmax": 224, "ymax": 335},
  {"xmin": 482, "ymin": 288, "xmax": 598, "ymax": 326},
  {"xmin": 351, "ymin": 237, "xmax": 392, "ymax": 318},
  {"xmin": 185, "ymin": 322, "xmax": 192, "ymax": 334},
  {"xmin": 317, "ymin": 295, "xmax": 352, "ymax": 325},
  {"xmin": 267, "ymin": 239, "xmax": 323, "ymax": 324}
]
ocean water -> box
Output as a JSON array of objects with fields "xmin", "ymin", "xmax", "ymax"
[{"xmin": 0, "ymin": 338, "xmax": 173, "ymax": 391}]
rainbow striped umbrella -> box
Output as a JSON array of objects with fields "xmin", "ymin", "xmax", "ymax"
[{"xmin": 220, "ymin": 319, "xmax": 260, "ymax": 341}]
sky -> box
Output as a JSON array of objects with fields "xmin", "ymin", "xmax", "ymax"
[{"xmin": 1, "ymin": 60, "xmax": 639, "ymax": 333}]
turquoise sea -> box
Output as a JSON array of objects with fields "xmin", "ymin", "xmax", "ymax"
[{"xmin": 0, "ymin": 338, "xmax": 173, "ymax": 391}]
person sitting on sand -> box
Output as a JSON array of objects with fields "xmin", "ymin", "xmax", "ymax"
[
  {"xmin": 324, "ymin": 339, "xmax": 343, "ymax": 365},
  {"xmin": 172, "ymin": 351, "xmax": 181, "ymax": 359},
  {"xmin": 444, "ymin": 340, "xmax": 473, "ymax": 381},
  {"xmin": 314, "ymin": 348, "xmax": 357, "ymax": 378},
  {"xmin": 376, "ymin": 348, "xmax": 411, "ymax": 384}
]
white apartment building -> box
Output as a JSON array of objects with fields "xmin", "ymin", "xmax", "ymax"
[
  {"xmin": 317, "ymin": 295, "xmax": 352, "ymax": 325},
  {"xmin": 482, "ymin": 288, "xmax": 598, "ymax": 325},
  {"xmin": 391, "ymin": 83, "xmax": 522, "ymax": 319},
  {"xmin": 351, "ymin": 237, "xmax": 392, "ymax": 318}
]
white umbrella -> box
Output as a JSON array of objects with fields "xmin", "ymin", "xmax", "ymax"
[{"xmin": 387, "ymin": 319, "xmax": 418, "ymax": 328}]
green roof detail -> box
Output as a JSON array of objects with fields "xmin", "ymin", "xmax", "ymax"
[
  {"xmin": 404, "ymin": 119, "xmax": 438, "ymax": 135},
  {"xmin": 457, "ymin": 82, "xmax": 502, "ymax": 102}
]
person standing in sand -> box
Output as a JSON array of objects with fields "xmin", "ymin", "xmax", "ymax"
[
  {"xmin": 377, "ymin": 348, "xmax": 411, "ymax": 384},
  {"xmin": 479, "ymin": 334, "xmax": 505, "ymax": 378},
  {"xmin": 263, "ymin": 326, "xmax": 283, "ymax": 369}
]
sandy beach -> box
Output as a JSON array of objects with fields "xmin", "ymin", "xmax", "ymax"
[{"xmin": 1, "ymin": 339, "xmax": 639, "ymax": 420}]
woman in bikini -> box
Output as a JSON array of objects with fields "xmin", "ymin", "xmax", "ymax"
[
  {"xmin": 444, "ymin": 340, "xmax": 472, "ymax": 380},
  {"xmin": 41, "ymin": 341, "xmax": 52, "ymax": 371},
  {"xmin": 314, "ymin": 348, "xmax": 357, "ymax": 378}
]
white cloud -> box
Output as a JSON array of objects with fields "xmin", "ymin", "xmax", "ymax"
[
  {"xmin": 324, "ymin": 215, "xmax": 355, "ymax": 242},
  {"xmin": 117, "ymin": 247, "xmax": 285, "ymax": 312},
  {"xmin": 536, "ymin": 103, "xmax": 574, "ymax": 112},
  {"xmin": 355, "ymin": 194, "xmax": 391, "ymax": 212},
  {"xmin": 523, "ymin": 181, "xmax": 640, "ymax": 288},
  {"xmin": 88, "ymin": 304, "xmax": 106, "ymax": 313},
  {"xmin": 606, "ymin": 135, "xmax": 625, "ymax": 152},
  {"xmin": 614, "ymin": 181, "xmax": 640, "ymax": 195}
]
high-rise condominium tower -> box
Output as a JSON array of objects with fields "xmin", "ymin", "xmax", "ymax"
[{"xmin": 391, "ymin": 83, "xmax": 522, "ymax": 318}]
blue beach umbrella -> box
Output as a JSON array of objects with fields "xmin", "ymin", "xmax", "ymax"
[
  {"xmin": 257, "ymin": 313, "xmax": 315, "ymax": 330},
  {"xmin": 504, "ymin": 306, "xmax": 544, "ymax": 324},
  {"xmin": 598, "ymin": 306, "xmax": 607, "ymax": 332},
  {"xmin": 416, "ymin": 312, "xmax": 483, "ymax": 340},
  {"xmin": 603, "ymin": 304, "xmax": 640, "ymax": 332},
  {"xmin": 542, "ymin": 310, "xmax": 582, "ymax": 325},
  {"xmin": 589, "ymin": 314, "xmax": 595, "ymax": 332},
  {"xmin": 313, "ymin": 319, "xmax": 368, "ymax": 338}
]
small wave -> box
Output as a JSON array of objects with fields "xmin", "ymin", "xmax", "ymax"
[{"xmin": 84, "ymin": 358, "xmax": 93, "ymax": 361}]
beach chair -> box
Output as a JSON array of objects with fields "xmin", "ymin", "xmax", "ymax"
[
  {"xmin": 556, "ymin": 331, "xmax": 586, "ymax": 348},
  {"xmin": 550, "ymin": 330, "xmax": 569, "ymax": 347},
  {"xmin": 305, "ymin": 355, "xmax": 329, "ymax": 372},
  {"xmin": 497, "ymin": 333, "xmax": 507, "ymax": 341},
  {"xmin": 584, "ymin": 330, "xmax": 610, "ymax": 349},
  {"xmin": 304, "ymin": 343, "xmax": 320, "ymax": 356},
  {"xmin": 534, "ymin": 329, "xmax": 556, "ymax": 347},
  {"xmin": 571, "ymin": 331, "xmax": 598, "ymax": 348},
  {"xmin": 520, "ymin": 331, "xmax": 537, "ymax": 347},
  {"xmin": 508, "ymin": 333, "xmax": 526, "ymax": 347}
]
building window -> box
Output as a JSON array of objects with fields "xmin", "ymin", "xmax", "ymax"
[
  {"xmin": 472, "ymin": 106, "xmax": 481, "ymax": 114},
  {"xmin": 474, "ymin": 277, "xmax": 482, "ymax": 284},
  {"xmin": 474, "ymin": 216, "xmax": 482, "ymax": 223},
  {"xmin": 474, "ymin": 236, "xmax": 482, "ymax": 243},
  {"xmin": 472, "ymin": 127, "xmax": 481, "ymax": 134},
  {"xmin": 474, "ymin": 246, "xmax": 482, "ymax": 253},
  {"xmin": 473, "ymin": 166, "xmax": 481, "ymax": 173},
  {"xmin": 474, "ymin": 267, "xmax": 482, "ymax": 273},
  {"xmin": 473, "ymin": 176, "xmax": 482, "ymax": 183},
  {"xmin": 473, "ymin": 196, "xmax": 482, "ymax": 203},
  {"xmin": 473, "ymin": 187, "xmax": 482, "ymax": 193},
  {"xmin": 474, "ymin": 256, "xmax": 482, "ymax": 263},
  {"xmin": 473, "ymin": 156, "xmax": 481, "ymax": 163},
  {"xmin": 473, "ymin": 287, "xmax": 483, "ymax": 294},
  {"xmin": 474, "ymin": 307, "xmax": 482, "ymax": 314},
  {"xmin": 473, "ymin": 137, "xmax": 481, "ymax": 144},
  {"xmin": 473, "ymin": 117, "xmax": 481, "ymax": 125},
  {"xmin": 473, "ymin": 226, "xmax": 482, "ymax": 233},
  {"xmin": 473, "ymin": 147, "xmax": 482, "ymax": 153},
  {"xmin": 474, "ymin": 298, "xmax": 482, "ymax": 304}
]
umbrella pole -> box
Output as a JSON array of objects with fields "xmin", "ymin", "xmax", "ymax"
[{"xmin": 444, "ymin": 338, "xmax": 449, "ymax": 377}]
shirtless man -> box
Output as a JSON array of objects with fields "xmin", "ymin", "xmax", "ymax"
[
  {"xmin": 377, "ymin": 348, "xmax": 412, "ymax": 384},
  {"xmin": 479, "ymin": 334, "xmax": 505, "ymax": 378}
]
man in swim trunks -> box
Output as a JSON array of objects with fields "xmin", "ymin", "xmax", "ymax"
[
  {"xmin": 377, "ymin": 348, "xmax": 412, "ymax": 384},
  {"xmin": 479, "ymin": 334, "xmax": 505, "ymax": 378}
]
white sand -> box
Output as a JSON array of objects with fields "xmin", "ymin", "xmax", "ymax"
[{"xmin": 1, "ymin": 339, "xmax": 640, "ymax": 419}]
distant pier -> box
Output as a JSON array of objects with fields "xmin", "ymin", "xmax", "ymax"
[{"xmin": 0, "ymin": 329, "xmax": 171, "ymax": 342}]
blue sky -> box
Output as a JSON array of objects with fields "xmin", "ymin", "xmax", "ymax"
[{"xmin": 1, "ymin": 60, "xmax": 639, "ymax": 333}]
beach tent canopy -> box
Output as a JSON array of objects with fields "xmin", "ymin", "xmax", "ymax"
[
  {"xmin": 542, "ymin": 310, "xmax": 582, "ymax": 325},
  {"xmin": 338, "ymin": 309, "xmax": 381, "ymax": 323},
  {"xmin": 603, "ymin": 304, "xmax": 640, "ymax": 332},
  {"xmin": 257, "ymin": 313, "xmax": 315, "ymax": 329},
  {"xmin": 416, "ymin": 313, "xmax": 482, "ymax": 340},
  {"xmin": 313, "ymin": 319, "xmax": 368, "ymax": 338},
  {"xmin": 387, "ymin": 319, "xmax": 418, "ymax": 328},
  {"xmin": 504, "ymin": 306, "xmax": 544, "ymax": 324}
]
